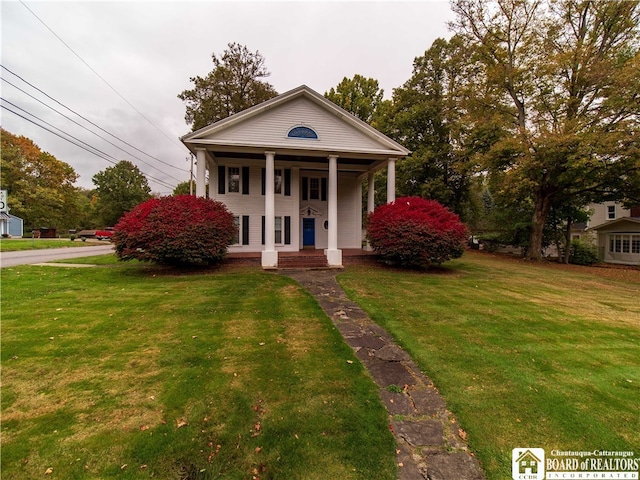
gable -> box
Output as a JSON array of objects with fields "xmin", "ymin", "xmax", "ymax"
[
  {"xmin": 181, "ymin": 85, "xmax": 410, "ymax": 160},
  {"xmin": 198, "ymin": 96, "xmax": 391, "ymax": 153}
]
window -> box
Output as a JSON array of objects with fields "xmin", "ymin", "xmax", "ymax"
[
  {"xmin": 274, "ymin": 169, "xmax": 282, "ymax": 194},
  {"xmin": 287, "ymin": 126, "xmax": 318, "ymax": 139},
  {"xmin": 309, "ymin": 178, "xmax": 320, "ymax": 200},
  {"xmin": 228, "ymin": 167, "xmax": 240, "ymax": 193},
  {"xmin": 622, "ymin": 237, "xmax": 630, "ymax": 253},
  {"xmin": 232, "ymin": 216, "xmax": 240, "ymax": 245},
  {"xmin": 609, "ymin": 234, "xmax": 638, "ymax": 254},
  {"xmin": 608, "ymin": 205, "xmax": 616, "ymax": 219},
  {"xmin": 275, "ymin": 216, "xmax": 282, "ymax": 244}
]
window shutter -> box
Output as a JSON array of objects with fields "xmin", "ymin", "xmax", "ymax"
[
  {"xmin": 261, "ymin": 216, "xmax": 265, "ymax": 245},
  {"xmin": 218, "ymin": 166, "xmax": 225, "ymax": 194},
  {"xmin": 284, "ymin": 169, "xmax": 291, "ymax": 196},
  {"xmin": 284, "ymin": 216, "xmax": 291, "ymax": 245},
  {"xmin": 242, "ymin": 216, "xmax": 250, "ymax": 245},
  {"xmin": 261, "ymin": 168, "xmax": 266, "ymax": 196},
  {"xmin": 242, "ymin": 167, "xmax": 250, "ymax": 195},
  {"xmin": 321, "ymin": 178, "xmax": 327, "ymax": 201},
  {"xmin": 302, "ymin": 177, "xmax": 308, "ymax": 201}
]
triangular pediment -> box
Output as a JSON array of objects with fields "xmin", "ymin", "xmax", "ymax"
[
  {"xmin": 299, "ymin": 205, "xmax": 323, "ymax": 217},
  {"xmin": 181, "ymin": 85, "xmax": 409, "ymax": 158}
]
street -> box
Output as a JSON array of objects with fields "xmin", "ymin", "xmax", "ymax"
[{"xmin": 0, "ymin": 245, "xmax": 115, "ymax": 268}]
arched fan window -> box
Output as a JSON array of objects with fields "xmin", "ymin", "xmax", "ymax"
[{"xmin": 287, "ymin": 126, "xmax": 318, "ymax": 139}]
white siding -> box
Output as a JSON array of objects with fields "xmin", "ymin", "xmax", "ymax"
[
  {"xmin": 203, "ymin": 97, "xmax": 387, "ymax": 152},
  {"xmin": 588, "ymin": 202, "xmax": 631, "ymax": 227},
  {"xmin": 215, "ymin": 161, "xmax": 363, "ymax": 252}
]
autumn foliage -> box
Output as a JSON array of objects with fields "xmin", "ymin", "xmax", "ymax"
[
  {"xmin": 114, "ymin": 195, "xmax": 235, "ymax": 266},
  {"xmin": 367, "ymin": 197, "xmax": 468, "ymax": 268}
]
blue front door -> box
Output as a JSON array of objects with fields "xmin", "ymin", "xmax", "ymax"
[{"xmin": 303, "ymin": 218, "xmax": 315, "ymax": 246}]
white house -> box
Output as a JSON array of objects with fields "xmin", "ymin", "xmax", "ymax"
[
  {"xmin": 180, "ymin": 85, "xmax": 409, "ymax": 269},
  {"xmin": 585, "ymin": 202, "xmax": 640, "ymax": 265}
]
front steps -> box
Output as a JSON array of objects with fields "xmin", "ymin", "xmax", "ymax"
[{"xmin": 277, "ymin": 255, "xmax": 329, "ymax": 269}]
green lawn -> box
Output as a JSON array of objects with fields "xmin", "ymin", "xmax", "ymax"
[
  {"xmin": 0, "ymin": 238, "xmax": 104, "ymax": 252},
  {"xmin": 338, "ymin": 252, "xmax": 640, "ymax": 479},
  {"xmin": 1, "ymin": 257, "xmax": 396, "ymax": 479}
]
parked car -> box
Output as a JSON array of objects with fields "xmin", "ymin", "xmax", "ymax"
[{"xmin": 76, "ymin": 227, "xmax": 114, "ymax": 241}]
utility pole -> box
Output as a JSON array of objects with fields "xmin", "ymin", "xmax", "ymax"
[{"xmin": 187, "ymin": 154, "xmax": 194, "ymax": 195}]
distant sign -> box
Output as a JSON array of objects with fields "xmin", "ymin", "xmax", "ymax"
[{"xmin": 0, "ymin": 190, "xmax": 7, "ymax": 213}]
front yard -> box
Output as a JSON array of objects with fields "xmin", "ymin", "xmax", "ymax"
[
  {"xmin": 0, "ymin": 260, "xmax": 395, "ymax": 479},
  {"xmin": 339, "ymin": 251, "xmax": 640, "ymax": 479},
  {"xmin": 2, "ymin": 252, "xmax": 638, "ymax": 479}
]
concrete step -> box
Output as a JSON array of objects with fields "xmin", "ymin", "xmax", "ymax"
[{"xmin": 278, "ymin": 256, "xmax": 328, "ymax": 269}]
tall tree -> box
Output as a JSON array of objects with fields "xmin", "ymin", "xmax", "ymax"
[
  {"xmin": 378, "ymin": 36, "xmax": 501, "ymax": 217},
  {"xmin": 92, "ymin": 160, "xmax": 152, "ymax": 226},
  {"xmin": 0, "ymin": 129, "xmax": 80, "ymax": 231},
  {"xmin": 450, "ymin": 0, "xmax": 640, "ymax": 259},
  {"xmin": 324, "ymin": 75, "xmax": 384, "ymax": 124},
  {"xmin": 178, "ymin": 43, "xmax": 278, "ymax": 131}
]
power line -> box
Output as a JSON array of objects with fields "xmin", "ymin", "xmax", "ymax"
[
  {"xmin": 1, "ymin": 77, "xmax": 183, "ymax": 183},
  {"xmin": 1, "ymin": 66, "xmax": 187, "ymax": 175},
  {"xmin": 1, "ymin": 104, "xmax": 177, "ymax": 190},
  {"xmin": 19, "ymin": 0, "xmax": 188, "ymax": 154}
]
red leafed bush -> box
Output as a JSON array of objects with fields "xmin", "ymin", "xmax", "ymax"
[
  {"xmin": 113, "ymin": 195, "xmax": 236, "ymax": 266},
  {"xmin": 367, "ymin": 197, "xmax": 468, "ymax": 268}
]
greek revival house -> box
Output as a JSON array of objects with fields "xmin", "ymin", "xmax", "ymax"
[{"xmin": 181, "ymin": 85, "xmax": 409, "ymax": 268}]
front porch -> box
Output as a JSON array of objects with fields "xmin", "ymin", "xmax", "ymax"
[{"xmin": 225, "ymin": 248, "xmax": 379, "ymax": 269}]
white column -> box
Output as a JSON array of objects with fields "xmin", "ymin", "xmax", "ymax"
[
  {"xmin": 387, "ymin": 158, "xmax": 397, "ymax": 203},
  {"xmin": 367, "ymin": 171, "xmax": 375, "ymax": 213},
  {"xmin": 262, "ymin": 151, "xmax": 278, "ymax": 268},
  {"xmin": 195, "ymin": 148, "xmax": 207, "ymax": 198},
  {"xmin": 206, "ymin": 156, "xmax": 216, "ymax": 199},
  {"xmin": 366, "ymin": 171, "xmax": 375, "ymax": 251},
  {"xmin": 326, "ymin": 154, "xmax": 342, "ymax": 267}
]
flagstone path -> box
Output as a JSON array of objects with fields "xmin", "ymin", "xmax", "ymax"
[{"xmin": 281, "ymin": 269, "xmax": 485, "ymax": 480}]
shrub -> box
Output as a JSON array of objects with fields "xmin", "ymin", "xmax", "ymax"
[
  {"xmin": 367, "ymin": 197, "xmax": 468, "ymax": 268},
  {"xmin": 113, "ymin": 195, "xmax": 236, "ymax": 266},
  {"xmin": 569, "ymin": 239, "xmax": 599, "ymax": 266}
]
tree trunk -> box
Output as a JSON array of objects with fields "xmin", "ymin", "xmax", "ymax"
[
  {"xmin": 527, "ymin": 193, "xmax": 553, "ymax": 261},
  {"xmin": 563, "ymin": 218, "xmax": 572, "ymax": 264}
]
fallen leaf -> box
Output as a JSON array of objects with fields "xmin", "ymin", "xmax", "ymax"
[
  {"xmin": 45, "ymin": 467, "xmax": 53, "ymax": 475},
  {"xmin": 458, "ymin": 428, "xmax": 467, "ymax": 441},
  {"xmin": 140, "ymin": 425, "xmax": 150, "ymax": 431},
  {"xmin": 255, "ymin": 447, "xmax": 262, "ymax": 453},
  {"xmin": 346, "ymin": 360, "xmax": 353, "ymax": 364},
  {"xmin": 121, "ymin": 464, "xmax": 128, "ymax": 469},
  {"xmin": 177, "ymin": 419, "xmax": 189, "ymax": 428}
]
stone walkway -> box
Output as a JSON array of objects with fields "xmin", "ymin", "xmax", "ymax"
[{"xmin": 281, "ymin": 269, "xmax": 485, "ymax": 480}]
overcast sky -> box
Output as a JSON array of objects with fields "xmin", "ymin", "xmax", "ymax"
[{"xmin": 1, "ymin": 1, "xmax": 455, "ymax": 194}]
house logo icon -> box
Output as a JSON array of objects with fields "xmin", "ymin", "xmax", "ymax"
[{"xmin": 512, "ymin": 448, "xmax": 545, "ymax": 480}]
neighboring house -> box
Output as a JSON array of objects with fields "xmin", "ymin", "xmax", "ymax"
[
  {"xmin": 0, "ymin": 213, "xmax": 23, "ymax": 237},
  {"xmin": 181, "ymin": 85, "xmax": 409, "ymax": 269},
  {"xmin": 585, "ymin": 202, "xmax": 640, "ymax": 265}
]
